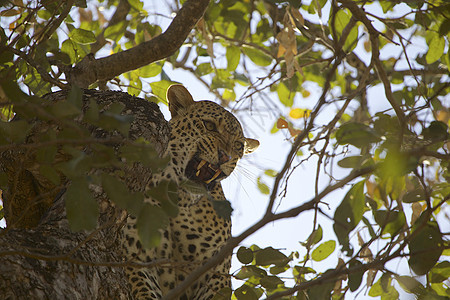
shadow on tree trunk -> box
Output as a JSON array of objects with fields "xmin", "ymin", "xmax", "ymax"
[{"xmin": 0, "ymin": 89, "xmax": 169, "ymax": 299}]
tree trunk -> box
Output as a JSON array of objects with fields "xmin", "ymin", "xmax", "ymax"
[{"xmin": 0, "ymin": 89, "xmax": 169, "ymax": 299}]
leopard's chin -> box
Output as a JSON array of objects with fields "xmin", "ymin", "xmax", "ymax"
[{"xmin": 185, "ymin": 155, "xmax": 227, "ymax": 188}]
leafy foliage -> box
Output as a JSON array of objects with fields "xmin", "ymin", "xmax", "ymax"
[{"xmin": 0, "ymin": 0, "xmax": 449, "ymax": 299}]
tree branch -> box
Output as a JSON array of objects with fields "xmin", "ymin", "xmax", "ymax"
[
  {"xmin": 66, "ymin": 0, "xmax": 210, "ymax": 87},
  {"xmin": 90, "ymin": 0, "xmax": 131, "ymax": 54},
  {"xmin": 162, "ymin": 165, "xmax": 375, "ymax": 299},
  {"xmin": 339, "ymin": 0, "xmax": 407, "ymax": 126}
]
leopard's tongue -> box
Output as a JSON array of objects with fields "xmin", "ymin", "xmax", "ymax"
[{"xmin": 194, "ymin": 159, "xmax": 224, "ymax": 184}]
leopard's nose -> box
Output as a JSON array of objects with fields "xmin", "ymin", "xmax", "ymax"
[{"xmin": 218, "ymin": 149, "xmax": 231, "ymax": 164}]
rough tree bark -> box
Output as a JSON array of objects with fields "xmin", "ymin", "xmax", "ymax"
[{"xmin": 0, "ymin": 89, "xmax": 170, "ymax": 299}]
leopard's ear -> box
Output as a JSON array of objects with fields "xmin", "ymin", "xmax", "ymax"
[
  {"xmin": 244, "ymin": 138, "xmax": 260, "ymax": 155},
  {"xmin": 167, "ymin": 84, "xmax": 195, "ymax": 118}
]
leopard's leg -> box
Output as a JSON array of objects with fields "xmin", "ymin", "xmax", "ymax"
[
  {"xmin": 126, "ymin": 267, "xmax": 162, "ymax": 299},
  {"xmin": 191, "ymin": 256, "xmax": 232, "ymax": 300},
  {"xmin": 122, "ymin": 215, "xmax": 170, "ymax": 299}
]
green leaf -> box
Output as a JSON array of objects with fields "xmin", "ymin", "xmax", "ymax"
[
  {"xmin": 426, "ymin": 33, "xmax": 445, "ymax": 64},
  {"xmin": 307, "ymin": 278, "xmax": 334, "ymax": 299},
  {"xmin": 260, "ymin": 275, "xmax": 283, "ymax": 290},
  {"xmin": 67, "ymin": 85, "xmax": 83, "ymax": 109},
  {"xmin": 101, "ymin": 173, "xmax": 144, "ymax": 216},
  {"xmin": 237, "ymin": 246, "xmax": 254, "ymax": 264},
  {"xmin": 395, "ymin": 275, "xmax": 425, "ymax": 295},
  {"xmin": 222, "ymin": 89, "xmax": 236, "ymax": 101},
  {"xmin": 264, "ymin": 169, "xmax": 278, "ymax": 177},
  {"xmin": 50, "ymin": 100, "xmax": 82, "ymax": 118},
  {"xmin": 212, "ymin": 287, "xmax": 232, "ymax": 300},
  {"xmin": 403, "ymin": 187, "xmax": 426, "ymax": 203},
  {"xmin": 137, "ymin": 204, "xmax": 168, "ymax": 248},
  {"xmin": 348, "ymin": 260, "xmax": 364, "ymax": 292},
  {"xmin": 69, "ymin": 28, "xmax": 96, "ymax": 44},
  {"xmin": 146, "ymin": 180, "xmax": 179, "ymax": 218},
  {"xmin": 422, "ymin": 121, "xmax": 449, "ymax": 142},
  {"xmin": 311, "ymin": 240, "xmax": 336, "ymax": 262},
  {"xmin": 211, "ymin": 199, "xmax": 233, "ymax": 220},
  {"xmin": 39, "ymin": 165, "xmax": 61, "ymax": 185},
  {"xmin": 257, "ymin": 177, "xmax": 270, "ymax": 195},
  {"xmin": 242, "ymin": 45, "xmax": 272, "ymax": 67},
  {"xmin": 254, "ymin": 247, "xmax": 289, "ymax": 267},
  {"xmin": 195, "ymin": 63, "xmax": 213, "ymax": 76},
  {"xmin": 374, "ymin": 210, "xmax": 406, "ymax": 236},
  {"xmin": 303, "ymin": 225, "xmax": 322, "ymax": 247},
  {"xmin": 235, "ymin": 265, "xmax": 267, "ymax": 280},
  {"xmin": 128, "ymin": 0, "xmax": 144, "ymax": 11},
  {"xmin": 333, "ymin": 180, "xmax": 365, "ymax": 256},
  {"xmin": 104, "ymin": 21, "xmax": 127, "ymax": 42},
  {"xmin": 0, "ymin": 120, "xmax": 32, "ymax": 143},
  {"xmin": 234, "ymin": 284, "xmax": 260, "ymax": 300},
  {"xmin": 61, "ymin": 39, "xmax": 77, "ymax": 63},
  {"xmin": 139, "ymin": 63, "xmax": 162, "ymax": 78},
  {"xmin": 380, "ymin": 150, "xmax": 419, "ymax": 177},
  {"xmin": 150, "ymin": 80, "xmax": 178, "ymax": 103},
  {"xmin": 332, "ymin": 9, "xmax": 358, "ymax": 51},
  {"xmin": 430, "ymin": 261, "xmax": 450, "ymax": 283},
  {"xmin": 369, "ymin": 273, "xmax": 399, "ymax": 299},
  {"xmin": 276, "ymin": 82, "xmax": 295, "ymax": 107},
  {"xmin": 65, "ymin": 177, "xmax": 98, "ymax": 231},
  {"xmin": 408, "ymin": 220, "xmax": 443, "ymax": 275},
  {"xmin": 120, "ymin": 142, "xmax": 166, "ymax": 170},
  {"xmin": 226, "ymin": 45, "xmax": 240, "ymax": 71},
  {"xmin": 336, "ymin": 123, "xmax": 380, "ymax": 148},
  {"xmin": 337, "ymin": 156, "xmax": 363, "ymax": 168}
]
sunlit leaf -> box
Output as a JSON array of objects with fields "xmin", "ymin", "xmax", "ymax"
[
  {"xmin": 311, "ymin": 240, "xmax": 336, "ymax": 261},
  {"xmin": 226, "ymin": 45, "xmax": 240, "ymax": 71},
  {"xmin": 426, "ymin": 33, "xmax": 445, "ymax": 64},
  {"xmin": 257, "ymin": 177, "xmax": 270, "ymax": 195},
  {"xmin": 276, "ymin": 83, "xmax": 295, "ymax": 107},
  {"xmin": 104, "ymin": 21, "xmax": 127, "ymax": 42},
  {"xmin": 303, "ymin": 225, "xmax": 322, "ymax": 247},
  {"xmin": 242, "ymin": 45, "xmax": 272, "ymax": 67},
  {"xmin": 195, "ymin": 62, "xmax": 213, "ymax": 76},
  {"xmin": 139, "ymin": 63, "xmax": 162, "ymax": 78},
  {"xmin": 430, "ymin": 261, "xmax": 450, "ymax": 283},
  {"xmin": 69, "ymin": 28, "xmax": 96, "ymax": 44},
  {"xmin": 289, "ymin": 108, "xmax": 311, "ymax": 119}
]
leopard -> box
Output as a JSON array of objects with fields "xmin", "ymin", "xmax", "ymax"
[{"xmin": 121, "ymin": 84, "xmax": 259, "ymax": 299}]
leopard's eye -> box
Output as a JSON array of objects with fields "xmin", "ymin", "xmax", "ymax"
[
  {"xmin": 203, "ymin": 120, "xmax": 217, "ymax": 131},
  {"xmin": 234, "ymin": 141, "xmax": 244, "ymax": 151}
]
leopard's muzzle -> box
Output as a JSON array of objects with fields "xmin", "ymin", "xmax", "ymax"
[{"xmin": 185, "ymin": 154, "xmax": 228, "ymax": 188}]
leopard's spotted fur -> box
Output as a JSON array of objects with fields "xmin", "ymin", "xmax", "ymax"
[{"xmin": 121, "ymin": 85, "xmax": 259, "ymax": 299}]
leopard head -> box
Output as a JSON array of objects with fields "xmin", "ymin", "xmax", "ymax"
[{"xmin": 165, "ymin": 85, "xmax": 259, "ymax": 189}]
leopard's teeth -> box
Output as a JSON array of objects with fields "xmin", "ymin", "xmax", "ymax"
[
  {"xmin": 197, "ymin": 160, "xmax": 207, "ymax": 170},
  {"xmin": 204, "ymin": 169, "xmax": 222, "ymax": 184},
  {"xmin": 196, "ymin": 169, "xmax": 201, "ymax": 177}
]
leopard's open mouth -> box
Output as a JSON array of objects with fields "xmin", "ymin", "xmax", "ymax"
[{"xmin": 185, "ymin": 155, "xmax": 227, "ymax": 187}]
